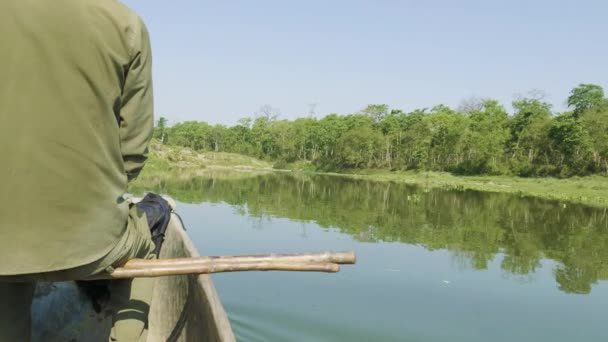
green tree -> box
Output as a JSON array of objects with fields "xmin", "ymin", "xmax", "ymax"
[
  {"xmin": 269, "ymin": 120, "xmax": 297, "ymax": 161},
  {"xmin": 315, "ymin": 114, "xmax": 349, "ymax": 166},
  {"xmin": 458, "ymin": 100, "xmax": 510, "ymax": 174},
  {"xmin": 251, "ymin": 116, "xmax": 274, "ymax": 158},
  {"xmin": 580, "ymin": 106, "xmax": 608, "ymax": 174},
  {"xmin": 425, "ymin": 105, "xmax": 467, "ymax": 171},
  {"xmin": 153, "ymin": 117, "xmax": 168, "ymax": 143},
  {"xmin": 336, "ymin": 126, "xmax": 383, "ymax": 168},
  {"xmin": 548, "ymin": 112, "xmax": 592, "ymax": 176},
  {"xmin": 225, "ymin": 124, "xmax": 255, "ymax": 155},
  {"xmin": 567, "ymin": 84, "xmax": 605, "ymax": 118},
  {"xmin": 508, "ymin": 98, "xmax": 552, "ymax": 175},
  {"xmin": 168, "ymin": 121, "xmax": 211, "ymax": 150},
  {"xmin": 361, "ymin": 104, "xmax": 390, "ymax": 123},
  {"xmin": 209, "ymin": 125, "xmax": 226, "ymax": 152}
]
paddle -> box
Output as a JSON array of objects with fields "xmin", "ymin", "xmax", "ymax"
[{"xmin": 101, "ymin": 251, "xmax": 356, "ymax": 279}]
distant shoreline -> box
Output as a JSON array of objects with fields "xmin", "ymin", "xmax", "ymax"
[
  {"xmin": 303, "ymin": 170, "xmax": 608, "ymax": 209},
  {"xmin": 139, "ymin": 144, "xmax": 608, "ymax": 209}
]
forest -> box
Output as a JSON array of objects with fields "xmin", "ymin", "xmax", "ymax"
[{"xmin": 154, "ymin": 84, "xmax": 608, "ymax": 177}]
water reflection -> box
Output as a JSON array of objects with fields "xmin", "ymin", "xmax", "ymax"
[{"xmin": 131, "ymin": 171, "xmax": 608, "ymax": 294}]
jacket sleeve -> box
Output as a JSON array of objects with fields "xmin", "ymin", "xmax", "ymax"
[{"xmin": 120, "ymin": 16, "xmax": 154, "ymax": 182}]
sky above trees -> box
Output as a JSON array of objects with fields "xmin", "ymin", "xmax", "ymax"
[{"xmin": 123, "ymin": 0, "xmax": 608, "ymax": 125}]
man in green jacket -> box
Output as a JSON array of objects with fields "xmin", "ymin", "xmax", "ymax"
[{"xmin": 0, "ymin": 0, "xmax": 156, "ymax": 340}]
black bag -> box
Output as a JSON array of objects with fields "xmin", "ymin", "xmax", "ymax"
[{"xmin": 135, "ymin": 192, "xmax": 173, "ymax": 257}]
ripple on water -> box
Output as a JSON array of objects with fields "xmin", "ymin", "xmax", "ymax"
[{"xmin": 225, "ymin": 298, "xmax": 404, "ymax": 342}]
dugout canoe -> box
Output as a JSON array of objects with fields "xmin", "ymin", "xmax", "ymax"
[{"xmin": 31, "ymin": 212, "xmax": 236, "ymax": 342}]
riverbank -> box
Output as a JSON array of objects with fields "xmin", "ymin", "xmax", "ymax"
[
  {"xmin": 142, "ymin": 141, "xmax": 273, "ymax": 172},
  {"xmin": 138, "ymin": 143, "xmax": 608, "ymax": 208},
  {"xmin": 321, "ymin": 169, "xmax": 608, "ymax": 208}
]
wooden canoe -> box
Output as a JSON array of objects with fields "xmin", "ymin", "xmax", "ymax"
[{"xmin": 31, "ymin": 212, "xmax": 236, "ymax": 342}]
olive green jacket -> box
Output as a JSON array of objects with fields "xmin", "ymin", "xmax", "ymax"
[{"xmin": 0, "ymin": 0, "xmax": 153, "ymax": 275}]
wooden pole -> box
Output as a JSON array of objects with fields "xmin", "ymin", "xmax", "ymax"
[
  {"xmin": 122, "ymin": 251, "xmax": 356, "ymax": 269},
  {"xmin": 107, "ymin": 261, "xmax": 340, "ymax": 279},
  {"xmin": 84, "ymin": 251, "xmax": 357, "ymax": 279}
]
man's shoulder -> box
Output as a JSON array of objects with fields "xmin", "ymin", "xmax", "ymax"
[
  {"xmin": 91, "ymin": 0, "xmax": 141, "ymax": 24},
  {"xmin": 85, "ymin": 0, "xmax": 147, "ymax": 56}
]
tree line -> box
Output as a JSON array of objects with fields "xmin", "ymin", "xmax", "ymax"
[{"xmin": 154, "ymin": 84, "xmax": 608, "ymax": 177}]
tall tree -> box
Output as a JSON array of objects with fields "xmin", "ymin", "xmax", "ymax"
[
  {"xmin": 567, "ymin": 84, "xmax": 605, "ymax": 118},
  {"xmin": 580, "ymin": 106, "xmax": 608, "ymax": 174},
  {"xmin": 548, "ymin": 112, "xmax": 592, "ymax": 176},
  {"xmin": 509, "ymin": 98, "xmax": 552, "ymax": 175},
  {"xmin": 459, "ymin": 100, "xmax": 509, "ymax": 174},
  {"xmin": 361, "ymin": 104, "xmax": 390, "ymax": 123},
  {"xmin": 153, "ymin": 117, "xmax": 168, "ymax": 143},
  {"xmin": 425, "ymin": 105, "xmax": 467, "ymax": 171}
]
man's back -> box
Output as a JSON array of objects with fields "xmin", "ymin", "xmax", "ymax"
[{"xmin": 0, "ymin": 0, "xmax": 153, "ymax": 275}]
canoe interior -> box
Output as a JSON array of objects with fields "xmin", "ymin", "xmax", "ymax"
[{"xmin": 31, "ymin": 213, "xmax": 235, "ymax": 342}]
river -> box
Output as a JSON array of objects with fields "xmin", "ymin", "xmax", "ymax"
[{"xmin": 134, "ymin": 171, "xmax": 608, "ymax": 341}]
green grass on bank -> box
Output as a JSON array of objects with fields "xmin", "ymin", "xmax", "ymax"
[
  {"xmin": 139, "ymin": 142, "xmax": 608, "ymax": 208},
  {"xmin": 130, "ymin": 142, "xmax": 274, "ymax": 190},
  {"xmin": 320, "ymin": 169, "xmax": 608, "ymax": 208},
  {"xmin": 146, "ymin": 140, "xmax": 272, "ymax": 170},
  {"xmin": 197, "ymin": 151, "xmax": 272, "ymax": 169}
]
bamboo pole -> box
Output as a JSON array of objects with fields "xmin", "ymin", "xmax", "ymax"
[
  {"xmin": 86, "ymin": 251, "xmax": 356, "ymax": 279},
  {"xmin": 122, "ymin": 251, "xmax": 356, "ymax": 269},
  {"xmin": 107, "ymin": 262, "xmax": 340, "ymax": 279}
]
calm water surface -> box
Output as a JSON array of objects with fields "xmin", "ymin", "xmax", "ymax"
[{"xmin": 136, "ymin": 171, "xmax": 608, "ymax": 341}]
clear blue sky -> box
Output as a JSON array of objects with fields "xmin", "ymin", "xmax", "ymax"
[{"xmin": 122, "ymin": 0, "xmax": 608, "ymax": 125}]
